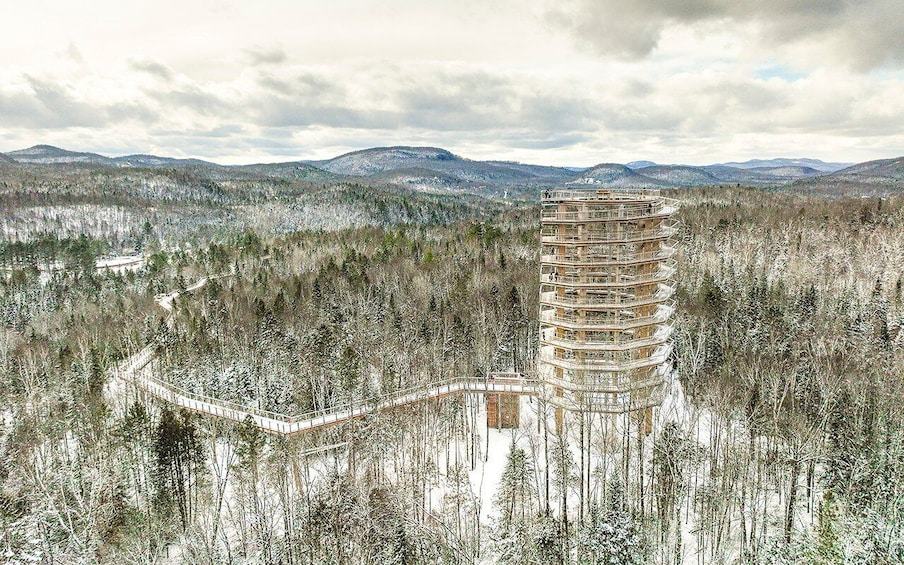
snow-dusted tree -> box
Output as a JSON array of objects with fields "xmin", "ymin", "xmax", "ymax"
[
  {"xmin": 153, "ymin": 407, "xmax": 203, "ymax": 530},
  {"xmin": 550, "ymin": 432, "xmax": 577, "ymax": 542},
  {"xmin": 115, "ymin": 401, "xmax": 154, "ymax": 509},
  {"xmin": 578, "ymin": 482, "xmax": 645, "ymax": 565},
  {"xmin": 494, "ymin": 440, "xmax": 538, "ymax": 532},
  {"xmin": 804, "ymin": 491, "xmax": 844, "ymax": 565}
]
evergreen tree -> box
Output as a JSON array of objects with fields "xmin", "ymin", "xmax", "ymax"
[
  {"xmin": 153, "ymin": 407, "xmax": 203, "ymax": 529},
  {"xmin": 494, "ymin": 441, "xmax": 537, "ymax": 531},
  {"xmin": 578, "ymin": 482, "xmax": 645, "ymax": 565},
  {"xmin": 806, "ymin": 492, "xmax": 844, "ymax": 565}
]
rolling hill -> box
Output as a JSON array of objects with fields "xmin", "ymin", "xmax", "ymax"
[
  {"xmin": 629, "ymin": 165, "xmax": 722, "ymax": 187},
  {"xmin": 791, "ymin": 156, "xmax": 904, "ymax": 195},
  {"xmin": 371, "ymin": 167, "xmax": 474, "ymax": 192},
  {"xmin": 7, "ymin": 145, "xmax": 117, "ymax": 166},
  {"xmin": 718, "ymin": 158, "xmax": 852, "ymax": 173},
  {"xmin": 568, "ymin": 163, "xmax": 669, "ymax": 188},
  {"xmin": 2, "ymin": 144, "xmax": 901, "ymax": 195},
  {"xmin": 309, "ymin": 146, "xmax": 557, "ymax": 186},
  {"xmin": 568, "ymin": 161, "xmax": 830, "ymax": 188}
]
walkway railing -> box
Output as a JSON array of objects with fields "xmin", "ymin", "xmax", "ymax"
[
  {"xmin": 118, "ymin": 351, "xmax": 538, "ymax": 435},
  {"xmin": 113, "ymin": 276, "xmax": 538, "ymax": 435}
]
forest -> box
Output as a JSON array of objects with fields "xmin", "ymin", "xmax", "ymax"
[{"xmin": 1, "ymin": 186, "xmax": 903, "ymax": 564}]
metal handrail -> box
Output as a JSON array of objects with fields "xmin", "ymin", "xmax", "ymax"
[
  {"xmin": 119, "ymin": 359, "xmax": 541, "ymax": 433},
  {"xmin": 115, "ymin": 301, "xmax": 543, "ymax": 434}
]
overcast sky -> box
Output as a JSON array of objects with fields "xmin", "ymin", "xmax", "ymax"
[{"xmin": 2, "ymin": 0, "xmax": 903, "ymax": 166}]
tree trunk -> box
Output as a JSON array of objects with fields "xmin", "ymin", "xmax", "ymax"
[{"xmin": 785, "ymin": 455, "xmax": 800, "ymax": 544}]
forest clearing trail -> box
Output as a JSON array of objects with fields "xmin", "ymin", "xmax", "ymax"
[{"xmin": 115, "ymin": 275, "xmax": 538, "ymax": 435}]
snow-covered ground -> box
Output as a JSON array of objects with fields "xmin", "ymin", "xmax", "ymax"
[
  {"xmin": 2, "ymin": 254, "xmax": 146, "ymax": 285},
  {"xmin": 95, "ymin": 254, "xmax": 146, "ymax": 272}
]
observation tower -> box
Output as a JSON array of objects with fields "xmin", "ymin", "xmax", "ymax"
[{"xmin": 538, "ymin": 189, "xmax": 678, "ymax": 416}]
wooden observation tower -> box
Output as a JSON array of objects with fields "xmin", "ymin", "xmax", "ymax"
[{"xmin": 538, "ymin": 189, "xmax": 678, "ymax": 423}]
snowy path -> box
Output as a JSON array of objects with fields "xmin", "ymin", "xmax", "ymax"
[{"xmin": 114, "ymin": 275, "xmax": 537, "ymax": 435}]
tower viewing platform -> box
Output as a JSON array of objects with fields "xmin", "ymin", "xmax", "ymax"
[{"xmin": 539, "ymin": 189, "xmax": 679, "ymax": 414}]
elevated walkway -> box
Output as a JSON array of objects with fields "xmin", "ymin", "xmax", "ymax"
[{"xmin": 116, "ymin": 277, "xmax": 536, "ymax": 435}]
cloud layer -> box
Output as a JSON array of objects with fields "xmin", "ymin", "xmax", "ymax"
[
  {"xmin": 548, "ymin": 0, "xmax": 904, "ymax": 71},
  {"xmin": 0, "ymin": 0, "xmax": 902, "ymax": 165}
]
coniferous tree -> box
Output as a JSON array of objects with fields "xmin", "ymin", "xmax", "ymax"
[{"xmin": 153, "ymin": 407, "xmax": 203, "ymax": 530}]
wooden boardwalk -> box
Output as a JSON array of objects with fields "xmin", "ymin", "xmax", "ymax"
[{"xmin": 116, "ymin": 276, "xmax": 536, "ymax": 435}]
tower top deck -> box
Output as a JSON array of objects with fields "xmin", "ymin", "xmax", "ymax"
[{"xmin": 542, "ymin": 188, "xmax": 674, "ymax": 204}]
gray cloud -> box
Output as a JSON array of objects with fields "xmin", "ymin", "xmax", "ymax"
[
  {"xmin": 502, "ymin": 132, "xmax": 593, "ymax": 150},
  {"xmin": 256, "ymin": 72, "xmax": 344, "ymax": 98},
  {"xmin": 256, "ymin": 103, "xmax": 397, "ymax": 130},
  {"xmin": 244, "ymin": 68, "xmax": 606, "ymax": 143},
  {"xmin": 0, "ymin": 76, "xmax": 156, "ymax": 129},
  {"xmin": 520, "ymin": 94, "xmax": 599, "ymax": 132},
  {"xmin": 150, "ymin": 64, "xmax": 903, "ymax": 148},
  {"xmin": 547, "ymin": 0, "xmax": 904, "ymax": 70},
  {"xmin": 147, "ymin": 84, "xmax": 232, "ymax": 117},
  {"xmin": 66, "ymin": 42, "xmax": 83, "ymax": 63},
  {"xmin": 244, "ymin": 46, "xmax": 287, "ymax": 66},
  {"xmin": 0, "ymin": 89, "xmax": 49, "ymax": 127},
  {"xmin": 130, "ymin": 59, "xmax": 173, "ymax": 81},
  {"xmin": 396, "ymin": 72, "xmax": 516, "ymax": 130}
]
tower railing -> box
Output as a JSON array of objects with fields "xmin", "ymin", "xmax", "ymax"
[
  {"xmin": 540, "ymin": 225, "xmax": 678, "ymax": 244},
  {"xmin": 542, "ymin": 189, "xmax": 668, "ymax": 201},
  {"xmin": 539, "ymin": 265, "xmax": 675, "ymax": 286},
  {"xmin": 539, "ymin": 302, "xmax": 675, "ymax": 327},
  {"xmin": 539, "ymin": 343, "xmax": 673, "ymax": 372},
  {"xmin": 540, "ymin": 324, "xmax": 673, "ymax": 352},
  {"xmin": 540, "ymin": 245, "xmax": 676, "ymax": 265},
  {"xmin": 539, "ymin": 284, "xmax": 676, "ymax": 308},
  {"xmin": 541, "ymin": 204, "xmax": 678, "ymax": 222}
]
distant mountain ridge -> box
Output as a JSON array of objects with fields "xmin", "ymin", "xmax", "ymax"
[
  {"xmin": 569, "ymin": 163, "xmax": 670, "ymax": 188},
  {"xmin": 309, "ymin": 146, "xmax": 575, "ymax": 186},
  {"xmin": 791, "ymin": 156, "xmax": 904, "ymax": 195},
  {"xmin": 568, "ymin": 162, "xmax": 829, "ymax": 189},
  {"xmin": 115, "ymin": 154, "xmax": 218, "ymax": 168},
  {"xmin": 7, "ymin": 144, "xmax": 118, "ymax": 165},
  {"xmin": 6, "ymin": 144, "xmax": 222, "ymax": 169},
  {"xmin": 718, "ymin": 157, "xmax": 852, "ymax": 172},
  {"xmin": 2, "ymin": 144, "xmax": 901, "ymax": 195},
  {"xmin": 630, "ymin": 165, "xmax": 722, "ymax": 187},
  {"xmin": 309, "ymin": 147, "xmax": 458, "ymax": 176}
]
